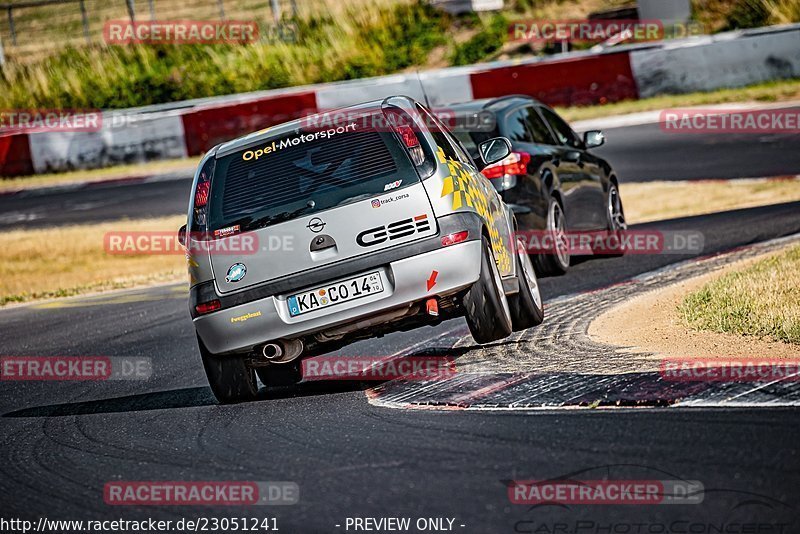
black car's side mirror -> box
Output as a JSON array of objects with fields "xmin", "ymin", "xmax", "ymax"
[
  {"xmin": 478, "ymin": 137, "xmax": 512, "ymax": 167},
  {"xmin": 178, "ymin": 224, "xmax": 187, "ymax": 247},
  {"xmin": 583, "ymin": 130, "xmax": 605, "ymax": 149}
]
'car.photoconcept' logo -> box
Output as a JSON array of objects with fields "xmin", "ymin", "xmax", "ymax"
[{"xmin": 356, "ymin": 214, "xmax": 431, "ymax": 247}]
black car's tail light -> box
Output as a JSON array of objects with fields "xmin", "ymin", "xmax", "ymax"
[{"xmin": 481, "ymin": 151, "xmax": 531, "ymax": 179}]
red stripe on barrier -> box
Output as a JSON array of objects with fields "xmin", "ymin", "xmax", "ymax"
[
  {"xmin": 181, "ymin": 91, "xmax": 318, "ymax": 156},
  {"xmin": 470, "ymin": 52, "xmax": 638, "ymax": 107},
  {"xmin": 0, "ymin": 133, "xmax": 33, "ymax": 177}
]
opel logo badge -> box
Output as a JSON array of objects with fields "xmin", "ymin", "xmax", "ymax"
[{"xmin": 306, "ymin": 217, "xmax": 326, "ymax": 233}]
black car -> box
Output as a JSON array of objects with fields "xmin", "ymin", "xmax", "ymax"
[{"xmin": 449, "ymin": 95, "xmax": 626, "ymax": 276}]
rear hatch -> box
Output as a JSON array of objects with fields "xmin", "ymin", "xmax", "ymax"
[{"xmin": 205, "ymin": 112, "xmax": 436, "ymax": 293}]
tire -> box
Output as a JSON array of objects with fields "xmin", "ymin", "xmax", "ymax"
[
  {"xmin": 256, "ymin": 362, "xmax": 302, "ymax": 389},
  {"xmin": 509, "ymin": 238, "xmax": 544, "ymax": 331},
  {"xmin": 197, "ymin": 335, "xmax": 259, "ymax": 404},
  {"xmin": 533, "ymin": 196, "xmax": 570, "ymax": 276},
  {"xmin": 463, "ymin": 236, "xmax": 513, "ymax": 344},
  {"xmin": 605, "ymin": 182, "xmax": 627, "ymax": 257}
]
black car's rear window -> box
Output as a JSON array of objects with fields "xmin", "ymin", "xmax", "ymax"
[{"xmin": 207, "ymin": 119, "xmax": 417, "ymax": 232}]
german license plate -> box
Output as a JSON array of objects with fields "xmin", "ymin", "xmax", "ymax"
[{"xmin": 287, "ymin": 272, "xmax": 384, "ymax": 317}]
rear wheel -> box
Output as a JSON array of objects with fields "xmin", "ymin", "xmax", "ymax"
[
  {"xmin": 533, "ymin": 197, "xmax": 570, "ymax": 276},
  {"xmin": 463, "ymin": 236, "xmax": 513, "ymax": 344},
  {"xmin": 197, "ymin": 335, "xmax": 259, "ymax": 404},
  {"xmin": 509, "ymin": 238, "xmax": 544, "ymax": 331}
]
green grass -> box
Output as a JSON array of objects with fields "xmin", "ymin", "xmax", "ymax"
[
  {"xmin": 0, "ymin": 1, "xmax": 455, "ymax": 109},
  {"xmin": 679, "ymin": 245, "xmax": 800, "ymax": 344}
]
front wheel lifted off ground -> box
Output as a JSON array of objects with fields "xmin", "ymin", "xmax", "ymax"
[{"xmin": 463, "ymin": 236, "xmax": 513, "ymax": 344}]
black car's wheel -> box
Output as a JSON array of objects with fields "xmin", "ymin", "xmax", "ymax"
[
  {"xmin": 256, "ymin": 362, "xmax": 302, "ymax": 389},
  {"xmin": 197, "ymin": 335, "xmax": 259, "ymax": 404},
  {"xmin": 533, "ymin": 197, "xmax": 570, "ymax": 276},
  {"xmin": 463, "ymin": 236, "xmax": 513, "ymax": 344},
  {"xmin": 607, "ymin": 182, "xmax": 627, "ymax": 232},
  {"xmin": 509, "ymin": 238, "xmax": 544, "ymax": 331},
  {"xmin": 604, "ymin": 182, "xmax": 627, "ymax": 257}
]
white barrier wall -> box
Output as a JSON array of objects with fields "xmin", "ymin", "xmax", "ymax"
[
  {"xmin": 631, "ymin": 28, "xmax": 800, "ymax": 98},
  {"xmin": 315, "ymin": 69, "xmax": 474, "ymax": 110},
  {"xmin": 28, "ymin": 113, "xmax": 187, "ymax": 173}
]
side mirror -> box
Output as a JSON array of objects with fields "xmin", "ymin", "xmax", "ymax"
[
  {"xmin": 583, "ymin": 130, "xmax": 605, "ymax": 149},
  {"xmin": 478, "ymin": 137, "xmax": 512, "ymax": 167},
  {"xmin": 178, "ymin": 224, "xmax": 187, "ymax": 247}
]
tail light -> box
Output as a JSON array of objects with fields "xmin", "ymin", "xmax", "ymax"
[
  {"xmin": 195, "ymin": 299, "xmax": 221, "ymax": 315},
  {"xmin": 192, "ymin": 157, "xmax": 216, "ymax": 233},
  {"xmin": 385, "ymin": 110, "xmax": 425, "ymax": 166},
  {"xmin": 194, "ymin": 181, "xmax": 210, "ymax": 208},
  {"xmin": 481, "ymin": 151, "xmax": 531, "ymax": 180},
  {"xmin": 441, "ymin": 231, "xmax": 469, "ymax": 247}
]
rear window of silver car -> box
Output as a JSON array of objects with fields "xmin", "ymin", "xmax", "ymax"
[{"xmin": 207, "ymin": 119, "xmax": 418, "ymax": 233}]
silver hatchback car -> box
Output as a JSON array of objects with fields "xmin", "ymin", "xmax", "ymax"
[{"xmin": 180, "ymin": 96, "xmax": 544, "ymax": 403}]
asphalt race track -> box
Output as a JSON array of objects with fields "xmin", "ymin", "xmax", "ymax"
[
  {"xmin": 1, "ymin": 111, "xmax": 800, "ymax": 532},
  {"xmin": 594, "ymin": 104, "xmax": 800, "ymax": 182},
  {"xmin": 2, "ymin": 105, "xmax": 800, "ymax": 230}
]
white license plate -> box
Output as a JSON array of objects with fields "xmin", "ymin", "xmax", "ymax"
[{"xmin": 287, "ymin": 272, "xmax": 384, "ymax": 317}]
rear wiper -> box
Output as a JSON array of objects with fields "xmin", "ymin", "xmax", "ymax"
[{"xmin": 249, "ymin": 201, "xmax": 317, "ymax": 230}]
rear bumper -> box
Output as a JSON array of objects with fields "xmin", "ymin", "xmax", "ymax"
[{"xmin": 193, "ymin": 239, "xmax": 482, "ymax": 355}]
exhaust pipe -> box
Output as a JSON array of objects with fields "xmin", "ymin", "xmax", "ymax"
[
  {"xmin": 262, "ymin": 343, "xmax": 283, "ymax": 361},
  {"xmin": 260, "ymin": 339, "xmax": 303, "ymax": 364}
]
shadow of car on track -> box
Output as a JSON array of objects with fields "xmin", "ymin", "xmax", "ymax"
[{"xmin": 1, "ymin": 380, "xmax": 377, "ymax": 418}]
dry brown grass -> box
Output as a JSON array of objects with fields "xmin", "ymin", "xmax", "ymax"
[
  {"xmin": 0, "ymin": 216, "xmax": 187, "ymax": 306},
  {"xmin": 620, "ymin": 178, "xmax": 800, "ymax": 224}
]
